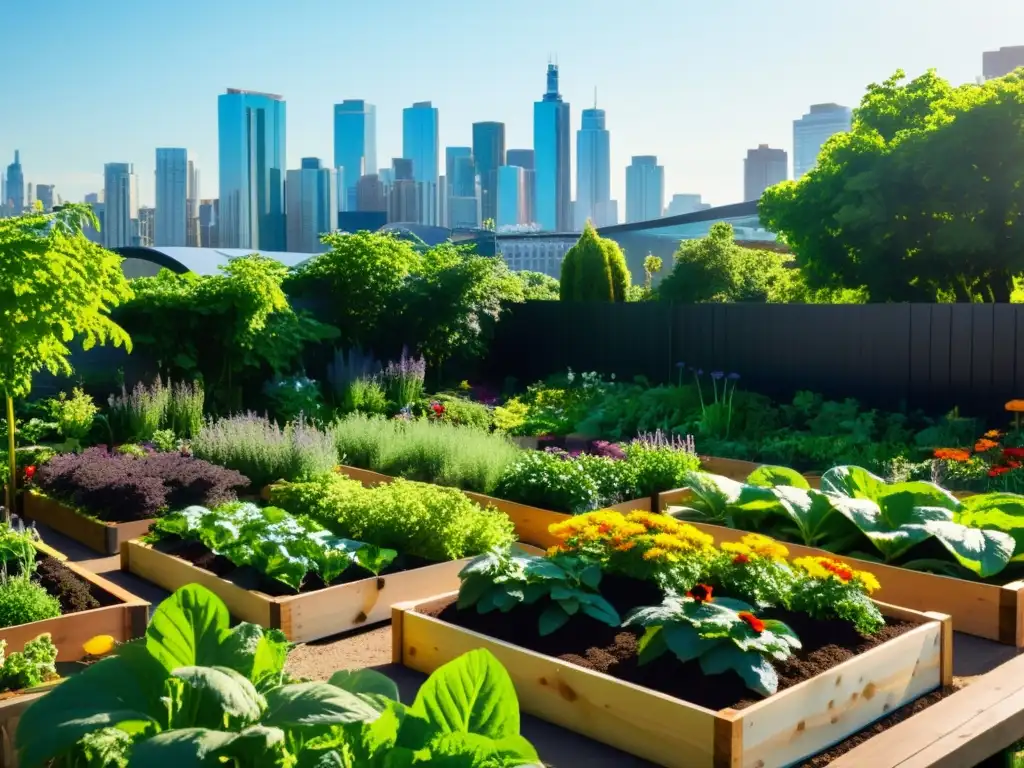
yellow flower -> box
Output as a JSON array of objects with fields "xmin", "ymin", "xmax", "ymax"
[
  {"xmin": 615, "ymin": 540, "xmax": 637, "ymax": 552},
  {"xmin": 740, "ymin": 533, "xmax": 789, "ymax": 560},
  {"xmin": 642, "ymin": 547, "xmax": 669, "ymax": 561},
  {"xmin": 83, "ymin": 635, "xmax": 117, "ymax": 657},
  {"xmin": 855, "ymin": 571, "xmax": 881, "ymax": 594}
]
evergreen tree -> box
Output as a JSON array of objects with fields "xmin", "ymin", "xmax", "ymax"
[{"xmin": 560, "ymin": 221, "xmax": 631, "ymax": 302}]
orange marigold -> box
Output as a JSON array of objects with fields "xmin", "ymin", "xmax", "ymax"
[
  {"xmin": 985, "ymin": 429, "xmax": 1004, "ymax": 439},
  {"xmin": 975, "ymin": 439, "xmax": 1000, "ymax": 453},
  {"xmin": 934, "ymin": 448, "xmax": 971, "ymax": 462}
]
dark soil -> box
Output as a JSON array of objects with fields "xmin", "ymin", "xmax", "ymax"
[
  {"xmin": 427, "ymin": 573, "xmax": 915, "ymax": 712},
  {"xmin": 156, "ymin": 537, "xmax": 439, "ymax": 596},
  {"xmin": 34, "ymin": 555, "xmax": 119, "ymax": 613}
]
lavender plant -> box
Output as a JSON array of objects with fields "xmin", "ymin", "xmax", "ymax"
[
  {"xmin": 166, "ymin": 380, "xmax": 205, "ymax": 438},
  {"xmin": 107, "ymin": 377, "xmax": 170, "ymax": 442},
  {"xmin": 382, "ymin": 346, "xmax": 426, "ymax": 408},
  {"xmin": 190, "ymin": 413, "xmax": 337, "ymax": 489},
  {"xmin": 327, "ymin": 346, "xmax": 382, "ymax": 400}
]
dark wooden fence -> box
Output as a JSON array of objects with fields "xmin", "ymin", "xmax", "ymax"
[{"xmin": 483, "ymin": 302, "xmax": 1024, "ymax": 416}]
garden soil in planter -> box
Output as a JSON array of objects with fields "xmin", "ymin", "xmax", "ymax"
[
  {"xmin": 156, "ymin": 538, "xmax": 439, "ymax": 597},
  {"xmin": 425, "ymin": 574, "xmax": 916, "ymax": 711},
  {"xmin": 32, "ymin": 555, "xmax": 120, "ymax": 615}
]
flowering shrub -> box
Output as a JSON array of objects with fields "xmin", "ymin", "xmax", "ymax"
[
  {"xmin": 790, "ymin": 555, "xmax": 884, "ymax": 634},
  {"xmin": 35, "ymin": 447, "xmax": 249, "ymax": 522},
  {"xmin": 190, "ymin": 413, "xmax": 337, "ymax": 489},
  {"xmin": 382, "ymin": 347, "xmax": 426, "ymax": 407},
  {"xmin": 711, "ymin": 533, "xmax": 796, "ymax": 608}
]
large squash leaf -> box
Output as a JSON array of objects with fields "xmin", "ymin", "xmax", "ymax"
[
  {"xmin": 958, "ymin": 493, "xmax": 1024, "ymax": 561},
  {"xmin": 923, "ymin": 520, "xmax": 1015, "ymax": 577}
]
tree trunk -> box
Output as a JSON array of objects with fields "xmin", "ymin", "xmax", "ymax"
[{"xmin": 4, "ymin": 394, "xmax": 15, "ymax": 523}]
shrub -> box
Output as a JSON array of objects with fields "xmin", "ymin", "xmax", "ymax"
[
  {"xmin": 269, "ymin": 474, "xmax": 516, "ymax": 562},
  {"xmin": 34, "ymin": 447, "xmax": 249, "ymax": 521},
  {"xmin": 493, "ymin": 450, "xmax": 600, "ymax": 514},
  {"xmin": 49, "ymin": 388, "xmax": 98, "ymax": 443},
  {"xmin": 150, "ymin": 429, "xmax": 178, "ymax": 452},
  {"xmin": 0, "ymin": 578, "xmax": 62, "ymax": 629},
  {"xmin": 329, "ymin": 414, "xmax": 519, "ymax": 493},
  {"xmin": 345, "ymin": 377, "xmax": 389, "ymax": 415},
  {"xmin": 626, "ymin": 431, "xmax": 701, "ymax": 497},
  {"xmin": 107, "ymin": 378, "xmax": 169, "ymax": 442},
  {"xmin": 263, "ymin": 374, "xmax": 324, "ymax": 424},
  {"xmin": 190, "ymin": 413, "xmax": 336, "ymax": 489},
  {"xmin": 559, "ymin": 223, "xmax": 629, "ymax": 302},
  {"xmin": 327, "ymin": 346, "xmax": 382, "ymax": 404},
  {"xmin": 423, "ymin": 394, "xmax": 492, "ymax": 430}
]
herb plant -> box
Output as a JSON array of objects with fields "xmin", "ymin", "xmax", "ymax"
[
  {"xmin": 0, "ymin": 634, "xmax": 58, "ymax": 693},
  {"xmin": 150, "ymin": 502, "xmax": 397, "ymax": 591},
  {"xmin": 17, "ymin": 584, "xmax": 539, "ymax": 767},
  {"xmin": 48, "ymin": 388, "xmax": 98, "ymax": 449}
]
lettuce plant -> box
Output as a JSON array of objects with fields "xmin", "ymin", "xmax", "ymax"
[
  {"xmin": 150, "ymin": 502, "xmax": 397, "ymax": 591},
  {"xmin": 17, "ymin": 584, "xmax": 539, "ymax": 767},
  {"xmin": 624, "ymin": 590, "xmax": 800, "ymax": 697}
]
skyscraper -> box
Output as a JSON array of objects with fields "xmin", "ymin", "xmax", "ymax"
[
  {"xmin": 497, "ymin": 165, "xmax": 527, "ymax": 228},
  {"xmin": 6, "ymin": 151, "xmax": 24, "ymax": 213},
  {"xmin": 575, "ymin": 105, "xmax": 616, "ymax": 229},
  {"xmin": 444, "ymin": 147, "xmax": 473, "ymax": 227},
  {"xmin": 793, "ymin": 103, "xmax": 852, "ymax": 179},
  {"xmin": 506, "ymin": 149, "xmax": 535, "ymax": 225},
  {"xmin": 199, "ymin": 199, "xmax": 218, "ymax": 248},
  {"xmin": 103, "ymin": 162, "xmax": 139, "ymax": 248},
  {"xmin": 218, "ymin": 89, "xmax": 286, "ymax": 249},
  {"xmin": 533, "ymin": 64, "xmax": 571, "ymax": 231},
  {"xmin": 744, "ymin": 144, "xmax": 788, "ymax": 202},
  {"xmin": 155, "ymin": 148, "xmax": 190, "ymax": 246},
  {"xmin": 35, "ymin": 184, "xmax": 56, "ymax": 212},
  {"xmin": 472, "ymin": 122, "xmax": 505, "ymax": 224},
  {"xmin": 403, "ymin": 101, "xmax": 439, "ymax": 225},
  {"xmin": 286, "ymin": 158, "xmax": 337, "ymax": 253},
  {"xmin": 334, "ymin": 100, "xmax": 377, "ymax": 212},
  {"xmin": 356, "ymin": 174, "xmax": 386, "ymax": 213},
  {"xmin": 664, "ymin": 194, "xmax": 710, "ymax": 217},
  {"xmin": 625, "ymin": 156, "xmax": 664, "ymax": 223},
  {"xmin": 983, "ymin": 46, "xmax": 1024, "ymax": 79}
]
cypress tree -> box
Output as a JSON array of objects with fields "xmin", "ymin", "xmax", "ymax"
[
  {"xmin": 561, "ymin": 222, "xmax": 615, "ymax": 301},
  {"xmin": 603, "ymin": 238, "xmax": 631, "ymax": 302}
]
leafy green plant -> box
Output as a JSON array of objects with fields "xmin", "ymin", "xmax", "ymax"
[
  {"xmin": 107, "ymin": 377, "xmax": 169, "ymax": 443},
  {"xmin": 457, "ymin": 548, "xmax": 620, "ymax": 636},
  {"xmin": 382, "ymin": 348, "xmax": 426, "ymax": 408},
  {"xmin": 150, "ymin": 429, "xmax": 178, "ymax": 453},
  {"xmin": 48, "ymin": 388, "xmax": 98, "ymax": 449},
  {"xmin": 269, "ymin": 474, "xmax": 516, "ymax": 563},
  {"xmin": 624, "ymin": 590, "xmax": 800, "ymax": 697},
  {"xmin": 559, "ymin": 222, "xmax": 629, "ymax": 302},
  {"xmin": 494, "ymin": 450, "xmax": 600, "ymax": 514},
  {"xmin": 789, "ymin": 555, "xmax": 885, "ymax": 635},
  {"xmin": 624, "ymin": 433, "xmax": 701, "ymax": 498},
  {"xmin": 263, "ymin": 373, "xmax": 324, "ymax": 424},
  {"xmin": 17, "ymin": 584, "xmax": 539, "ymax": 767},
  {"xmin": 0, "ymin": 578, "xmax": 62, "ymax": 629},
  {"xmin": 166, "ymin": 379, "xmax": 205, "ymax": 438},
  {"xmin": 0, "ymin": 634, "xmax": 57, "ymax": 692},
  {"xmin": 344, "ymin": 376, "xmax": 389, "ymax": 415},
  {"xmin": 421, "ymin": 393, "xmax": 492, "ymax": 430}
]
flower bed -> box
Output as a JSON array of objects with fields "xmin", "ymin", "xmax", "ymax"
[
  {"xmin": 122, "ymin": 483, "xmax": 523, "ymax": 642},
  {"xmin": 392, "ymin": 511, "xmax": 951, "ymax": 768},
  {"xmin": 25, "ymin": 447, "xmax": 249, "ymax": 554}
]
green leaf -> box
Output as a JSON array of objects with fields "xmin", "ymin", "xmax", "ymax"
[
  {"xmin": 172, "ymin": 666, "xmax": 266, "ymax": 725},
  {"xmin": 217, "ymin": 623, "xmax": 289, "ymax": 689},
  {"xmin": 700, "ymin": 644, "xmax": 779, "ymax": 697},
  {"xmin": 146, "ymin": 584, "xmax": 230, "ymax": 672},
  {"xmin": 423, "ymin": 731, "xmax": 540, "ymax": 766},
  {"xmin": 409, "ymin": 648, "xmax": 519, "ymax": 741},
  {"xmin": 663, "ymin": 624, "xmax": 721, "ymax": 664},
  {"xmin": 538, "ymin": 604, "xmax": 570, "ymax": 636},
  {"xmin": 820, "ymin": 466, "xmax": 889, "ymax": 500},
  {"xmin": 958, "ymin": 493, "xmax": 1024, "ymax": 561},
  {"xmin": 747, "ymin": 465, "xmax": 811, "ymax": 490},
  {"xmin": 263, "ymin": 681, "xmax": 382, "ymax": 728},
  {"xmin": 579, "ymin": 564, "xmax": 602, "ymax": 590},
  {"xmin": 126, "ymin": 728, "xmax": 238, "ymax": 768},
  {"xmin": 636, "ymin": 626, "xmax": 668, "ymax": 665},
  {"xmin": 578, "ymin": 596, "xmax": 621, "ymax": 627},
  {"xmin": 210, "ymin": 725, "xmax": 286, "ymax": 763},
  {"xmin": 923, "ymin": 520, "xmax": 1015, "ymax": 577},
  {"xmin": 328, "ymin": 668, "xmax": 401, "ymax": 703}
]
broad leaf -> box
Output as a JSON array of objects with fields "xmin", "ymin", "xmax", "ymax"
[
  {"xmin": 958, "ymin": 493, "xmax": 1024, "ymax": 561},
  {"xmin": 747, "ymin": 466, "xmax": 810, "ymax": 490},
  {"xmin": 424, "ymin": 731, "xmax": 540, "ymax": 766},
  {"xmin": 146, "ymin": 584, "xmax": 230, "ymax": 672},
  {"xmin": 923, "ymin": 520, "xmax": 1015, "ymax": 577},
  {"xmin": 408, "ymin": 648, "xmax": 518, "ymax": 741},
  {"xmin": 172, "ymin": 666, "xmax": 266, "ymax": 725},
  {"xmin": 263, "ymin": 681, "xmax": 382, "ymax": 727},
  {"xmin": 682, "ymin": 472, "xmax": 776, "ymax": 521},
  {"xmin": 820, "ymin": 466, "xmax": 889, "ymax": 500},
  {"xmin": 538, "ymin": 604, "xmax": 570, "ymax": 636},
  {"xmin": 766, "ymin": 486, "xmax": 850, "ymax": 545},
  {"xmin": 699, "ymin": 644, "xmax": 779, "ymax": 697},
  {"xmin": 662, "ymin": 624, "xmax": 721, "ymax": 664},
  {"xmin": 126, "ymin": 728, "xmax": 238, "ymax": 768},
  {"xmin": 328, "ymin": 668, "xmax": 401, "ymax": 703},
  {"xmin": 218, "ymin": 623, "xmax": 289, "ymax": 689}
]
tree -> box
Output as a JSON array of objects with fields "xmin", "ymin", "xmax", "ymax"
[
  {"xmin": 0, "ymin": 204, "xmax": 133, "ymax": 514},
  {"xmin": 559, "ymin": 222, "xmax": 630, "ymax": 302},
  {"xmin": 514, "ymin": 270, "xmax": 560, "ymax": 300},
  {"xmin": 760, "ymin": 69, "xmax": 1024, "ymax": 302},
  {"xmin": 643, "ymin": 254, "xmax": 663, "ymax": 293}
]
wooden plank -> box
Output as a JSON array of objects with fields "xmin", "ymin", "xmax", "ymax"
[
  {"xmin": 829, "ymin": 649, "xmax": 1024, "ymax": 768},
  {"xmin": 398, "ymin": 600, "xmax": 719, "ymax": 768},
  {"xmin": 0, "ymin": 604, "xmax": 133, "ymax": 663},
  {"xmin": 735, "ymin": 622, "xmax": 942, "ymax": 768},
  {"xmin": 0, "ymin": 683, "xmax": 59, "ymax": 768},
  {"xmin": 462, "ymin": 492, "xmax": 566, "ymax": 550},
  {"xmin": 949, "ymin": 305, "xmax": 974, "ymax": 403},
  {"xmin": 23, "ymin": 492, "xmax": 153, "ymax": 556},
  {"xmin": 396, "ymin": 595, "xmax": 943, "ymax": 768},
  {"xmin": 122, "ymin": 540, "xmax": 274, "ymax": 629}
]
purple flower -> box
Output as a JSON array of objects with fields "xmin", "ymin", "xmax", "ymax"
[
  {"xmin": 589, "ymin": 440, "xmax": 626, "ymax": 461},
  {"xmin": 695, "ymin": 369, "xmax": 704, "ymax": 377},
  {"xmin": 710, "ymin": 371, "xmax": 724, "ymax": 380},
  {"xmin": 727, "ymin": 372, "xmax": 741, "ymax": 381},
  {"xmin": 675, "ymin": 361, "xmax": 686, "ymax": 369}
]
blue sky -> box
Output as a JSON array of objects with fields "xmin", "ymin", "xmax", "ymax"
[{"xmin": 1, "ymin": 0, "xmax": 1019, "ymax": 208}]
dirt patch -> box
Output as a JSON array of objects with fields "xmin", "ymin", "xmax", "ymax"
[
  {"xmin": 155, "ymin": 537, "xmax": 439, "ymax": 596},
  {"xmin": 426, "ymin": 573, "xmax": 915, "ymax": 711}
]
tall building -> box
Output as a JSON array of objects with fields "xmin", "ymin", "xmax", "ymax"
[
  {"xmin": 155, "ymin": 148, "xmax": 190, "ymax": 246},
  {"xmin": 286, "ymin": 157, "xmax": 337, "ymax": 253},
  {"xmin": 356, "ymin": 174, "xmax": 386, "ymax": 212},
  {"xmin": 35, "ymin": 184, "xmax": 56, "ymax": 212},
  {"xmin": 83, "ymin": 192, "xmax": 104, "ymax": 243},
  {"xmin": 984, "ymin": 46, "xmax": 1024, "ymax": 79},
  {"xmin": 793, "ymin": 103, "xmax": 852, "ymax": 179},
  {"xmin": 402, "ymin": 101, "xmax": 439, "ymax": 225},
  {"xmin": 744, "ymin": 144, "xmax": 788, "ymax": 202},
  {"xmin": 187, "ymin": 160, "xmax": 201, "ymax": 245},
  {"xmin": 103, "ymin": 162, "xmax": 139, "ymax": 248},
  {"xmin": 472, "ymin": 122, "xmax": 505, "ymax": 224},
  {"xmin": 5, "ymin": 151, "xmax": 24, "ymax": 213},
  {"xmin": 533, "ymin": 64, "xmax": 571, "ymax": 231},
  {"xmin": 199, "ymin": 199, "xmax": 218, "ymax": 248},
  {"xmin": 664, "ymin": 193, "xmax": 710, "ymax": 217},
  {"xmin": 392, "ymin": 158, "xmax": 414, "ymax": 182},
  {"xmin": 506, "ymin": 149, "xmax": 536, "ymax": 225},
  {"xmin": 497, "ymin": 165, "xmax": 527, "ymax": 228},
  {"xmin": 625, "ymin": 156, "xmax": 664, "ymax": 223},
  {"xmin": 575, "ymin": 104, "xmax": 616, "ymax": 229},
  {"xmin": 137, "ymin": 206, "xmax": 156, "ymax": 246},
  {"xmin": 334, "ymin": 100, "xmax": 377, "ymax": 211},
  {"xmin": 444, "ymin": 147, "xmax": 473, "ymax": 227},
  {"xmin": 218, "ymin": 88, "xmax": 287, "ymax": 249}
]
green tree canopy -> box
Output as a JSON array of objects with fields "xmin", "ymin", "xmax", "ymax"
[
  {"xmin": 559, "ymin": 222, "xmax": 631, "ymax": 302},
  {"xmin": 760, "ymin": 69, "xmax": 1024, "ymax": 302},
  {"xmin": 514, "ymin": 270, "xmax": 560, "ymax": 300}
]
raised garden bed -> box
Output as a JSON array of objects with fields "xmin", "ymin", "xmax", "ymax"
[
  {"xmin": 121, "ymin": 538, "xmax": 537, "ymax": 643},
  {"xmin": 0, "ymin": 679, "xmax": 61, "ymax": 768},
  {"xmin": 393, "ymin": 592, "xmax": 951, "ymax": 768},
  {"xmin": 22, "ymin": 492, "xmax": 152, "ymax": 556},
  {"xmin": 336, "ymin": 464, "xmax": 650, "ymax": 549}
]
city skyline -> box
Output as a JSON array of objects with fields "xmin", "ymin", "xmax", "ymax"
[{"xmin": 1, "ymin": 0, "xmax": 1015, "ymax": 210}]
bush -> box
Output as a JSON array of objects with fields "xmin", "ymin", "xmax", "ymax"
[
  {"xmin": 382, "ymin": 348, "xmax": 426, "ymax": 408},
  {"xmin": 263, "ymin": 374, "xmax": 324, "ymax": 424},
  {"xmin": 493, "ymin": 450, "xmax": 600, "ymax": 514},
  {"xmin": 559, "ymin": 223, "xmax": 629, "ymax": 302},
  {"xmin": 189, "ymin": 414, "xmax": 336, "ymax": 489},
  {"xmin": 344, "ymin": 377, "xmax": 389, "ymax": 415},
  {"xmin": 49, "ymin": 388, "xmax": 97, "ymax": 443},
  {"xmin": 166, "ymin": 380, "xmax": 205, "ymax": 438},
  {"xmin": 329, "ymin": 414, "xmax": 519, "ymax": 494},
  {"xmin": 108, "ymin": 378, "xmax": 170, "ymax": 443},
  {"xmin": 0, "ymin": 579, "xmax": 62, "ymax": 629},
  {"xmin": 34, "ymin": 447, "xmax": 249, "ymax": 522},
  {"xmin": 423, "ymin": 394, "xmax": 492, "ymax": 431},
  {"xmin": 625, "ymin": 433, "xmax": 701, "ymax": 497},
  {"xmin": 269, "ymin": 474, "xmax": 516, "ymax": 562}
]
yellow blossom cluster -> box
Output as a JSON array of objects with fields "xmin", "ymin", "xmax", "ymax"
[
  {"xmin": 793, "ymin": 556, "xmax": 881, "ymax": 594},
  {"xmin": 549, "ymin": 510, "xmax": 715, "ymax": 567},
  {"xmin": 720, "ymin": 533, "xmax": 789, "ymax": 561}
]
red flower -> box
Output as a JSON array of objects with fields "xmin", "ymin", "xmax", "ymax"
[
  {"xmin": 687, "ymin": 584, "xmax": 713, "ymax": 603},
  {"xmin": 732, "ymin": 553, "xmax": 751, "ymax": 565},
  {"xmin": 430, "ymin": 402, "xmax": 445, "ymax": 416},
  {"xmin": 990, "ymin": 466, "xmax": 1012, "ymax": 477},
  {"xmin": 821, "ymin": 560, "xmax": 854, "ymax": 582},
  {"xmin": 738, "ymin": 612, "xmax": 765, "ymax": 634},
  {"xmin": 23, "ymin": 466, "xmax": 36, "ymax": 481},
  {"xmin": 1004, "ymin": 447, "xmax": 1024, "ymax": 459}
]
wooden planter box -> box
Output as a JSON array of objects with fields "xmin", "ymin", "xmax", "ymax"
[
  {"xmin": 22, "ymin": 492, "xmax": 153, "ymax": 556},
  {"xmin": 121, "ymin": 539, "xmax": 494, "ymax": 644},
  {"xmin": 0, "ymin": 680, "xmax": 61, "ymax": 768},
  {"xmin": 333, "ymin": 465, "xmax": 651, "ymax": 550},
  {"xmin": 393, "ymin": 594, "xmax": 952, "ymax": 768}
]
